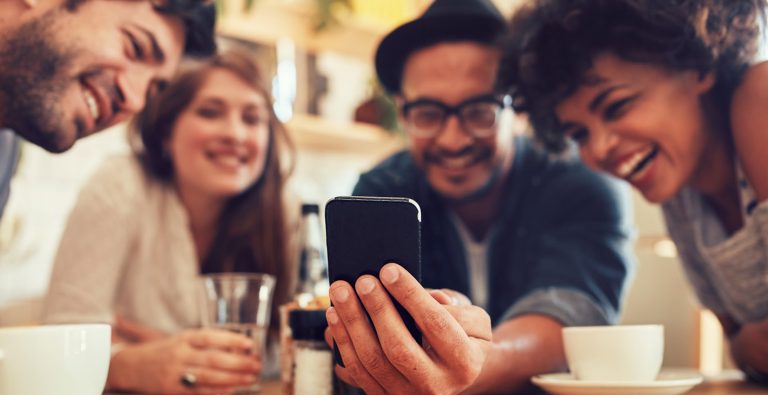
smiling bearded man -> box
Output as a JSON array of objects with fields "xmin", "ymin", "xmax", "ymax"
[
  {"xmin": 0, "ymin": 8, "xmax": 80, "ymax": 152},
  {"xmin": 0, "ymin": 0, "xmax": 216, "ymax": 219}
]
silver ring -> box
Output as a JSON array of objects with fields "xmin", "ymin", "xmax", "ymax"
[{"xmin": 180, "ymin": 371, "xmax": 197, "ymax": 388}]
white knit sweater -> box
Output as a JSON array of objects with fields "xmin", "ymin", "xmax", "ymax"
[{"xmin": 43, "ymin": 155, "xmax": 209, "ymax": 333}]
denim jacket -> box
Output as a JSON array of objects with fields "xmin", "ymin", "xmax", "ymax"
[{"xmin": 353, "ymin": 136, "xmax": 634, "ymax": 326}]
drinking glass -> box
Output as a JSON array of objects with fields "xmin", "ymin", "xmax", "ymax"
[{"xmin": 200, "ymin": 273, "xmax": 276, "ymax": 394}]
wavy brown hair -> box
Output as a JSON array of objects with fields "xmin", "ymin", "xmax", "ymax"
[
  {"xmin": 500, "ymin": 0, "xmax": 765, "ymax": 152},
  {"xmin": 130, "ymin": 49, "xmax": 297, "ymax": 329}
]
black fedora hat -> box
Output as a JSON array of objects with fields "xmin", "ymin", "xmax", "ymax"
[{"xmin": 375, "ymin": 0, "xmax": 506, "ymax": 94}]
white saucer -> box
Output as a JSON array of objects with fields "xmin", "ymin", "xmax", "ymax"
[{"xmin": 532, "ymin": 369, "xmax": 703, "ymax": 395}]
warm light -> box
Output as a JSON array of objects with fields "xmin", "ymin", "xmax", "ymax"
[
  {"xmin": 699, "ymin": 309, "xmax": 723, "ymax": 375},
  {"xmin": 350, "ymin": 0, "xmax": 421, "ymax": 27},
  {"xmin": 273, "ymin": 38, "xmax": 297, "ymax": 122},
  {"xmin": 653, "ymin": 238, "xmax": 678, "ymax": 258}
]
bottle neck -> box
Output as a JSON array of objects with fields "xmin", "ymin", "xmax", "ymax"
[{"xmin": 297, "ymin": 212, "xmax": 329, "ymax": 305}]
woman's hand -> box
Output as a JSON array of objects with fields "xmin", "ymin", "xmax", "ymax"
[
  {"xmin": 108, "ymin": 328, "xmax": 261, "ymax": 394},
  {"xmin": 112, "ymin": 315, "xmax": 166, "ymax": 343}
]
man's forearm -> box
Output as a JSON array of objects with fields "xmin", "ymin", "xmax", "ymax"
[{"xmin": 463, "ymin": 314, "xmax": 567, "ymax": 394}]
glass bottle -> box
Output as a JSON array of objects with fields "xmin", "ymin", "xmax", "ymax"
[
  {"xmin": 281, "ymin": 203, "xmax": 332, "ymax": 391},
  {"xmin": 296, "ymin": 203, "xmax": 330, "ymax": 307},
  {"xmin": 289, "ymin": 309, "xmax": 333, "ymax": 395}
]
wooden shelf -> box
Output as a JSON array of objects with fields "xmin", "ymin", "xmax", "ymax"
[
  {"xmin": 217, "ymin": 0, "xmax": 389, "ymax": 60},
  {"xmin": 286, "ymin": 113, "xmax": 404, "ymax": 153}
]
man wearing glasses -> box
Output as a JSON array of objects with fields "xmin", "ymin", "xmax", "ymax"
[{"xmin": 324, "ymin": 0, "xmax": 634, "ymax": 393}]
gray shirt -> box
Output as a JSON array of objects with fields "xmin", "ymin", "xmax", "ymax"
[
  {"xmin": 0, "ymin": 129, "xmax": 20, "ymax": 220},
  {"xmin": 662, "ymin": 182, "xmax": 768, "ymax": 324}
]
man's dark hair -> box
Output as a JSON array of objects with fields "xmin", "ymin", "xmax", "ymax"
[
  {"xmin": 65, "ymin": 0, "xmax": 216, "ymax": 57},
  {"xmin": 499, "ymin": 0, "xmax": 764, "ymax": 152}
]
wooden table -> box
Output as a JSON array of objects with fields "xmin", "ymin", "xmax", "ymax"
[
  {"xmin": 108, "ymin": 374, "xmax": 767, "ymax": 394},
  {"xmin": 685, "ymin": 378, "xmax": 767, "ymax": 395},
  {"xmin": 258, "ymin": 377, "xmax": 768, "ymax": 395},
  {"xmin": 259, "ymin": 380, "xmax": 282, "ymax": 394}
]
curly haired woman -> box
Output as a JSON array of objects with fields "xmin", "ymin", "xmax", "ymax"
[{"xmin": 501, "ymin": 0, "xmax": 768, "ymax": 383}]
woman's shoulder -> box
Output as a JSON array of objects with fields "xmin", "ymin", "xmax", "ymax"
[
  {"xmin": 733, "ymin": 62, "xmax": 768, "ymax": 103},
  {"xmin": 730, "ymin": 61, "xmax": 768, "ymax": 201},
  {"xmin": 79, "ymin": 154, "xmax": 158, "ymax": 207},
  {"xmin": 742, "ymin": 61, "xmax": 768, "ymax": 81},
  {"xmin": 92, "ymin": 153, "xmax": 142, "ymax": 175}
]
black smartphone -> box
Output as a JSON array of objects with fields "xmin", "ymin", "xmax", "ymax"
[{"xmin": 325, "ymin": 196, "xmax": 422, "ymax": 366}]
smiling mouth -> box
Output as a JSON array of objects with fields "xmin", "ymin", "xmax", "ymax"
[
  {"xmin": 615, "ymin": 145, "xmax": 659, "ymax": 180},
  {"xmin": 83, "ymin": 87, "xmax": 101, "ymax": 125},
  {"xmin": 437, "ymin": 155, "xmax": 478, "ymax": 170},
  {"xmin": 80, "ymin": 71, "xmax": 122, "ymax": 133},
  {"xmin": 206, "ymin": 151, "xmax": 249, "ymax": 169},
  {"xmin": 428, "ymin": 148, "xmax": 490, "ymax": 172}
]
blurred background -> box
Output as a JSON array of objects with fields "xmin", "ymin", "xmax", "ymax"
[{"xmin": 0, "ymin": 0, "xmax": 732, "ymax": 374}]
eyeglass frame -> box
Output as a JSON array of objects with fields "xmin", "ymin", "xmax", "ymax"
[{"xmin": 400, "ymin": 93, "xmax": 511, "ymax": 139}]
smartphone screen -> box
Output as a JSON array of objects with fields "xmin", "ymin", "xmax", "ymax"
[{"xmin": 325, "ymin": 196, "xmax": 422, "ymax": 365}]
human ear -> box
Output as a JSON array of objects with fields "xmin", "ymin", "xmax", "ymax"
[{"xmin": 694, "ymin": 71, "xmax": 716, "ymax": 94}]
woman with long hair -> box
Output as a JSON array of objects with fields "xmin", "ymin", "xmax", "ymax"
[{"xmin": 43, "ymin": 48, "xmax": 298, "ymax": 393}]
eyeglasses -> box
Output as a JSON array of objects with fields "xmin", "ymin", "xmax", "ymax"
[{"xmin": 401, "ymin": 94, "xmax": 509, "ymax": 139}]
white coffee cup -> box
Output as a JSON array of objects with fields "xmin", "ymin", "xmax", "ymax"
[
  {"xmin": 0, "ymin": 324, "xmax": 111, "ymax": 395},
  {"xmin": 563, "ymin": 324, "xmax": 664, "ymax": 382}
]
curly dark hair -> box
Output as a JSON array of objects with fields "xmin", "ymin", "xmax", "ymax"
[{"xmin": 499, "ymin": 0, "xmax": 765, "ymax": 152}]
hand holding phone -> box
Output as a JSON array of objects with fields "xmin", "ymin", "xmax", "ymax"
[
  {"xmin": 325, "ymin": 196, "xmax": 422, "ymax": 364},
  {"xmin": 326, "ymin": 262, "xmax": 493, "ymax": 395}
]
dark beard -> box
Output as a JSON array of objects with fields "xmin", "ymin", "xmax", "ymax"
[
  {"xmin": 424, "ymin": 145, "xmax": 502, "ymax": 203},
  {"xmin": 440, "ymin": 162, "xmax": 503, "ymax": 205},
  {"xmin": 0, "ymin": 10, "xmax": 80, "ymax": 153}
]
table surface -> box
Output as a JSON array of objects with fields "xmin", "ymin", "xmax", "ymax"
[
  {"xmin": 105, "ymin": 373, "xmax": 767, "ymax": 394},
  {"xmin": 684, "ymin": 378, "xmax": 768, "ymax": 395},
  {"xmin": 258, "ymin": 376, "xmax": 768, "ymax": 395}
]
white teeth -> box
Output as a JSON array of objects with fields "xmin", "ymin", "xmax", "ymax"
[
  {"xmin": 616, "ymin": 146, "xmax": 654, "ymax": 178},
  {"xmin": 441, "ymin": 156, "xmax": 473, "ymax": 169},
  {"xmin": 212, "ymin": 154, "xmax": 241, "ymax": 169},
  {"xmin": 84, "ymin": 89, "xmax": 100, "ymax": 122}
]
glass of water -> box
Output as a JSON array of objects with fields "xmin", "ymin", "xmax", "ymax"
[{"xmin": 200, "ymin": 273, "xmax": 276, "ymax": 394}]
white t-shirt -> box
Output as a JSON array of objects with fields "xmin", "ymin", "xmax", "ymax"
[{"xmin": 449, "ymin": 212, "xmax": 491, "ymax": 310}]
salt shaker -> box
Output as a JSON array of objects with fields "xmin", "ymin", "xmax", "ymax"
[{"xmin": 289, "ymin": 309, "xmax": 333, "ymax": 395}]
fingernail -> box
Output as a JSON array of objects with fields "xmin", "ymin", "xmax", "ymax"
[
  {"xmin": 357, "ymin": 277, "xmax": 375, "ymax": 295},
  {"xmin": 331, "ymin": 286, "xmax": 349, "ymax": 303},
  {"xmin": 326, "ymin": 307, "xmax": 339, "ymax": 325},
  {"xmin": 381, "ymin": 265, "xmax": 399, "ymax": 284}
]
